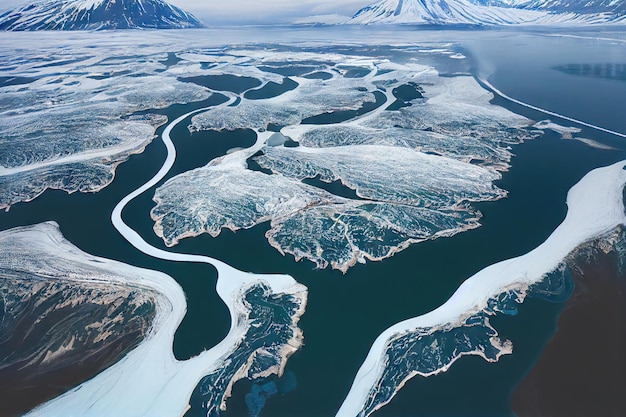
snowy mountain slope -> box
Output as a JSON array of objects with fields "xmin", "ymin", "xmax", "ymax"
[
  {"xmin": 0, "ymin": 0, "xmax": 203, "ymax": 31},
  {"xmin": 348, "ymin": 0, "xmax": 626, "ymax": 25},
  {"xmin": 472, "ymin": 0, "xmax": 626, "ymax": 14},
  {"xmin": 349, "ymin": 0, "xmax": 547, "ymax": 25}
]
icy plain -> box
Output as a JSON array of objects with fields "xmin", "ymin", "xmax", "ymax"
[
  {"xmin": 14, "ymin": 101, "xmax": 309, "ymax": 417},
  {"xmin": 152, "ymin": 47, "xmax": 538, "ymax": 272},
  {"xmin": 1, "ymin": 219, "xmax": 306, "ymax": 417},
  {"xmin": 0, "ymin": 43, "xmax": 210, "ymax": 210}
]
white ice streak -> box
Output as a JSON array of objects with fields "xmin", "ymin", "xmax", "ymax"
[{"xmin": 337, "ymin": 159, "xmax": 626, "ymax": 417}]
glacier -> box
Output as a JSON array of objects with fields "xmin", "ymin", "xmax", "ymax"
[{"xmin": 189, "ymin": 73, "xmax": 377, "ymax": 132}]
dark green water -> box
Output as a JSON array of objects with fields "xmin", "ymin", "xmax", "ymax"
[{"xmin": 1, "ymin": 31, "xmax": 625, "ymax": 417}]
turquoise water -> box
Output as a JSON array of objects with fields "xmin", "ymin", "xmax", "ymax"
[{"xmin": 1, "ymin": 28, "xmax": 625, "ymax": 417}]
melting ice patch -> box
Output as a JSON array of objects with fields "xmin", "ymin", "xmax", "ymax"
[
  {"xmin": 293, "ymin": 125, "xmax": 521, "ymax": 169},
  {"xmin": 152, "ymin": 159, "xmax": 485, "ymax": 272},
  {"xmin": 532, "ymin": 119, "xmax": 617, "ymax": 150},
  {"xmin": 186, "ymin": 282, "xmax": 306, "ymax": 416},
  {"xmin": 266, "ymin": 202, "xmax": 482, "ymax": 272},
  {"xmin": 0, "ymin": 47, "xmax": 211, "ymax": 210},
  {"xmin": 152, "ymin": 165, "xmax": 342, "ymax": 245},
  {"xmin": 255, "ymin": 145, "xmax": 504, "ymax": 206},
  {"xmin": 533, "ymin": 119, "xmax": 581, "ymax": 138},
  {"xmin": 152, "ymin": 46, "xmax": 537, "ymax": 272}
]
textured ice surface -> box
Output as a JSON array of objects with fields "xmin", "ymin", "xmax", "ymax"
[
  {"xmin": 0, "ymin": 222, "xmax": 157, "ymax": 415},
  {"xmin": 266, "ymin": 202, "xmax": 481, "ymax": 272},
  {"xmin": 186, "ymin": 281, "xmax": 306, "ymax": 416},
  {"xmin": 0, "ymin": 222, "xmax": 167, "ymax": 414},
  {"xmin": 337, "ymin": 160, "xmax": 626, "ymax": 417},
  {"xmin": 292, "ymin": 77, "xmax": 538, "ymax": 170},
  {"xmin": 153, "ymin": 160, "xmax": 483, "ymax": 271},
  {"xmin": 153, "ymin": 45, "xmax": 536, "ymax": 272},
  {"xmin": 0, "ymin": 45, "xmax": 211, "ymax": 209},
  {"xmin": 255, "ymin": 145, "xmax": 504, "ymax": 206},
  {"xmin": 355, "ymin": 265, "xmax": 579, "ymax": 417},
  {"xmin": 152, "ymin": 164, "xmax": 342, "ymax": 245},
  {"xmin": 190, "ymin": 75, "xmax": 376, "ymax": 131},
  {"xmin": 15, "ymin": 222, "xmax": 307, "ymax": 417},
  {"xmin": 295, "ymin": 125, "xmax": 522, "ymax": 169}
]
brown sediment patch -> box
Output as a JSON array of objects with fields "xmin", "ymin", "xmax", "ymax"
[
  {"xmin": 0, "ymin": 280, "xmax": 156, "ymax": 417},
  {"xmin": 0, "ymin": 331, "xmax": 146, "ymax": 417},
  {"xmin": 511, "ymin": 229, "xmax": 626, "ymax": 417}
]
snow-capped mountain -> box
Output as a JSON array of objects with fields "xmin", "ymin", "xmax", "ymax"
[
  {"xmin": 349, "ymin": 0, "xmax": 626, "ymax": 25},
  {"xmin": 0, "ymin": 0, "xmax": 203, "ymax": 31},
  {"xmin": 349, "ymin": 0, "xmax": 546, "ymax": 25},
  {"xmin": 472, "ymin": 0, "xmax": 626, "ymax": 14}
]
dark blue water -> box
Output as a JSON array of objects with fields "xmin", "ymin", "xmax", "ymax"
[{"xmin": 465, "ymin": 31, "xmax": 626, "ymax": 137}]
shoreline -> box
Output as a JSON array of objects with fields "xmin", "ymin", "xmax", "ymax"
[
  {"xmin": 337, "ymin": 160, "xmax": 626, "ymax": 417},
  {"xmin": 511, "ymin": 227, "xmax": 626, "ymax": 417}
]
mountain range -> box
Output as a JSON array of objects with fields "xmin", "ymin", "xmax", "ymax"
[
  {"xmin": 0, "ymin": 0, "xmax": 624, "ymax": 30},
  {"xmin": 349, "ymin": 0, "xmax": 626, "ymax": 25},
  {"xmin": 0, "ymin": 0, "xmax": 203, "ymax": 30}
]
